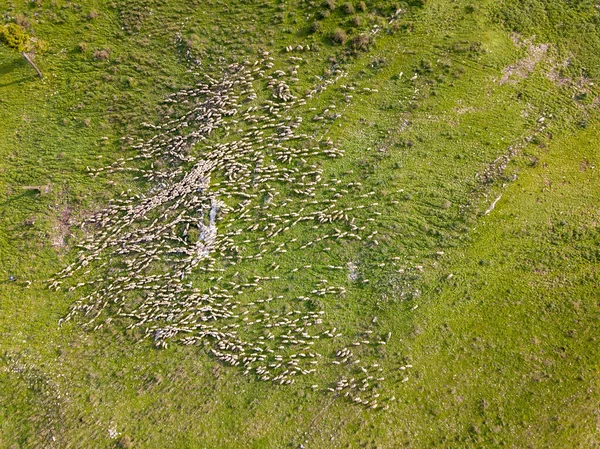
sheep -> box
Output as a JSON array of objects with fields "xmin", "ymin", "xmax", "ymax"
[{"xmin": 51, "ymin": 56, "xmax": 390, "ymax": 409}]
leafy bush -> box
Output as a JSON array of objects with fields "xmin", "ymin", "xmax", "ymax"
[{"xmin": 0, "ymin": 23, "xmax": 29, "ymax": 52}]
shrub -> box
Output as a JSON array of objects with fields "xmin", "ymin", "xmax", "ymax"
[
  {"xmin": 317, "ymin": 9, "xmax": 331, "ymax": 19},
  {"xmin": 389, "ymin": 21, "xmax": 400, "ymax": 33},
  {"xmin": 15, "ymin": 14, "xmax": 31, "ymax": 29},
  {"xmin": 32, "ymin": 37, "xmax": 48, "ymax": 53},
  {"xmin": 310, "ymin": 21, "xmax": 322, "ymax": 33},
  {"xmin": 349, "ymin": 15, "xmax": 362, "ymax": 27},
  {"xmin": 324, "ymin": 0, "xmax": 336, "ymax": 10},
  {"xmin": 0, "ymin": 23, "xmax": 29, "ymax": 52},
  {"xmin": 117, "ymin": 435, "xmax": 133, "ymax": 449},
  {"xmin": 418, "ymin": 58, "xmax": 433, "ymax": 73},
  {"xmin": 331, "ymin": 28, "xmax": 348, "ymax": 44},
  {"xmin": 350, "ymin": 33, "xmax": 371, "ymax": 50},
  {"xmin": 357, "ymin": 1, "xmax": 367, "ymax": 11},
  {"xmin": 93, "ymin": 49, "xmax": 110, "ymax": 60},
  {"xmin": 342, "ymin": 2, "xmax": 355, "ymax": 14}
]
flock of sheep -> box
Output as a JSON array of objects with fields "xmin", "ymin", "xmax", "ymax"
[{"xmin": 50, "ymin": 54, "xmax": 407, "ymax": 409}]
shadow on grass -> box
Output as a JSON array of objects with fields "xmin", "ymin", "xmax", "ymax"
[
  {"xmin": 0, "ymin": 57, "xmax": 36, "ymax": 87},
  {"xmin": 0, "ymin": 190, "xmax": 46, "ymax": 216}
]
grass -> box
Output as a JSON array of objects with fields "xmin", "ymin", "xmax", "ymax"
[{"xmin": 1, "ymin": 0, "xmax": 599, "ymax": 447}]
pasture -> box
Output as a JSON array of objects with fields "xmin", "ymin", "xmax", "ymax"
[{"xmin": 0, "ymin": 0, "xmax": 598, "ymax": 447}]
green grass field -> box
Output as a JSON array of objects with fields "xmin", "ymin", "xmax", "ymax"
[{"xmin": 1, "ymin": 0, "xmax": 599, "ymax": 448}]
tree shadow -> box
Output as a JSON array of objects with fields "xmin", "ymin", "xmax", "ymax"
[
  {"xmin": 0, "ymin": 57, "xmax": 35, "ymax": 87},
  {"xmin": 0, "ymin": 189, "xmax": 49, "ymax": 216}
]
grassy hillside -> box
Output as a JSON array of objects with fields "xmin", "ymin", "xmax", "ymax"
[{"xmin": 0, "ymin": 0, "xmax": 598, "ymax": 448}]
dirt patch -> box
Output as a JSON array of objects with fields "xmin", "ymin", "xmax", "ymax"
[
  {"xmin": 546, "ymin": 57, "xmax": 572, "ymax": 87},
  {"xmin": 455, "ymin": 106, "xmax": 477, "ymax": 115},
  {"xmin": 580, "ymin": 159, "xmax": 595, "ymax": 172},
  {"xmin": 500, "ymin": 36, "xmax": 549, "ymax": 85},
  {"xmin": 347, "ymin": 261, "xmax": 359, "ymax": 281},
  {"xmin": 51, "ymin": 206, "xmax": 73, "ymax": 250},
  {"xmin": 547, "ymin": 58, "xmax": 595, "ymax": 92}
]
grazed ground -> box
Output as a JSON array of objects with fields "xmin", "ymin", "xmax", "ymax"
[
  {"xmin": 1, "ymin": 0, "xmax": 599, "ymax": 448},
  {"xmin": 499, "ymin": 36, "xmax": 549, "ymax": 84}
]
